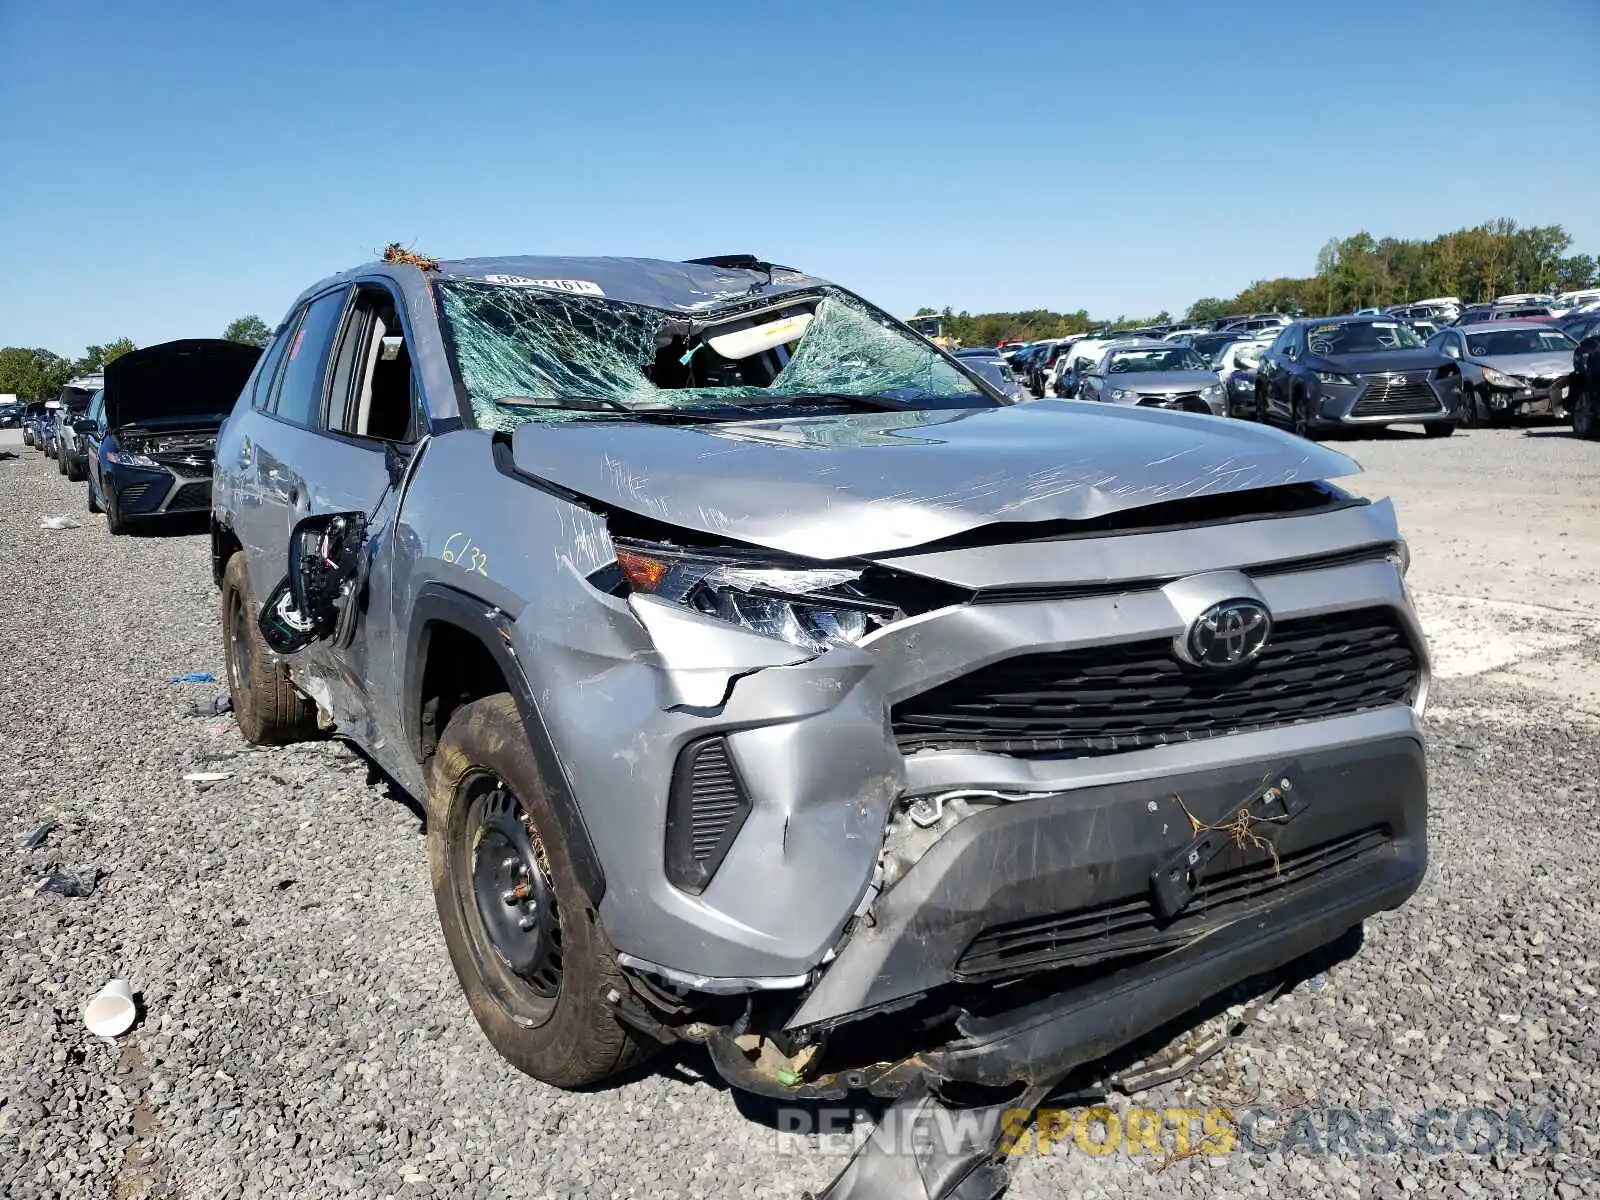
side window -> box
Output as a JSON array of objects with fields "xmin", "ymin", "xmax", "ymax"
[
  {"xmin": 88, "ymin": 390, "xmax": 104, "ymax": 424},
  {"xmin": 249, "ymin": 318, "xmax": 298, "ymax": 410},
  {"xmin": 323, "ymin": 284, "xmax": 417, "ymax": 442},
  {"xmin": 272, "ymin": 288, "xmax": 350, "ymax": 427}
]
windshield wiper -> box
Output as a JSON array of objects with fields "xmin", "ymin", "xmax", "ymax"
[
  {"xmin": 494, "ymin": 396, "xmax": 728, "ymax": 423},
  {"xmin": 729, "ymin": 392, "xmax": 921, "ymax": 412}
]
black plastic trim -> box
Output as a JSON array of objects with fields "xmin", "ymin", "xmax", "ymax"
[
  {"xmin": 664, "ymin": 736, "xmax": 752, "ymax": 895},
  {"xmin": 405, "ymin": 582, "xmax": 606, "ymax": 904}
]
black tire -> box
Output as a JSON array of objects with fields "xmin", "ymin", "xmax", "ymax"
[
  {"xmin": 221, "ymin": 552, "xmax": 319, "ymax": 744},
  {"xmin": 56, "ymin": 448, "xmax": 67, "ymax": 475},
  {"xmin": 65, "ymin": 455, "xmax": 85, "ymax": 483},
  {"xmin": 1291, "ymin": 391, "xmax": 1320, "ymax": 441},
  {"xmin": 104, "ymin": 488, "xmax": 130, "ymax": 535},
  {"xmin": 428, "ymin": 693, "xmax": 649, "ymax": 1089},
  {"xmin": 87, "ymin": 478, "xmax": 102, "ymax": 514},
  {"xmin": 1573, "ymin": 385, "xmax": 1600, "ymax": 440},
  {"xmin": 1424, "ymin": 421, "xmax": 1455, "ymax": 438},
  {"xmin": 1457, "ymin": 383, "xmax": 1478, "ymax": 428}
]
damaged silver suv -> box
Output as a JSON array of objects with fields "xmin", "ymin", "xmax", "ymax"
[{"xmin": 212, "ymin": 251, "xmax": 1428, "ymax": 1195}]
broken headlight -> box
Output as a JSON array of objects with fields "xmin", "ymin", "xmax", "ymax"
[{"xmin": 610, "ymin": 540, "xmax": 898, "ymax": 653}]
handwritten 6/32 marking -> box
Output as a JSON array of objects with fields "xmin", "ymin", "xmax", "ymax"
[{"xmin": 442, "ymin": 531, "xmax": 489, "ymax": 576}]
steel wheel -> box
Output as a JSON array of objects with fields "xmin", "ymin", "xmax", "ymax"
[{"xmin": 465, "ymin": 774, "xmax": 564, "ymax": 1013}]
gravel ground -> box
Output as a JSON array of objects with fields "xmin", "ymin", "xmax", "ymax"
[{"xmin": 1, "ymin": 425, "xmax": 1597, "ymax": 1199}]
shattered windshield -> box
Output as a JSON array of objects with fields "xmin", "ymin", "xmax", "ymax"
[{"xmin": 437, "ymin": 282, "xmax": 991, "ymax": 429}]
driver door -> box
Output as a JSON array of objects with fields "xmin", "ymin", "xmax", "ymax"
[{"xmin": 252, "ymin": 281, "xmax": 426, "ymax": 761}]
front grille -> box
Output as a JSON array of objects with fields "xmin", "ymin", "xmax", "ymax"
[
  {"xmin": 157, "ymin": 456, "xmax": 213, "ymax": 479},
  {"xmin": 1350, "ymin": 375, "xmax": 1441, "ymax": 417},
  {"xmin": 664, "ymin": 737, "xmax": 752, "ymax": 894},
  {"xmin": 955, "ymin": 826, "xmax": 1389, "ymax": 982},
  {"xmin": 891, "ymin": 608, "xmax": 1418, "ymax": 758},
  {"xmin": 167, "ymin": 481, "xmax": 211, "ymax": 510},
  {"xmin": 1137, "ymin": 392, "xmax": 1206, "ymax": 412}
]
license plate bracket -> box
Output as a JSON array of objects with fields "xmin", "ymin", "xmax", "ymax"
[{"xmin": 1150, "ymin": 766, "xmax": 1311, "ymax": 920}]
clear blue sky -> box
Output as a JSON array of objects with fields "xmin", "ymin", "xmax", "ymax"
[{"xmin": 3, "ymin": 0, "xmax": 1596, "ymax": 354}]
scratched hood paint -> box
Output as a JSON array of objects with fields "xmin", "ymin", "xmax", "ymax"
[{"xmin": 509, "ymin": 399, "xmax": 1361, "ymax": 560}]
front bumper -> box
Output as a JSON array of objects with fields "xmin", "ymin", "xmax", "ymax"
[
  {"xmin": 1115, "ymin": 390, "xmax": 1227, "ymax": 416},
  {"xmin": 790, "ymin": 713, "xmax": 1426, "ymax": 1051},
  {"xmin": 534, "ymin": 496, "xmax": 1426, "ymax": 992},
  {"xmin": 106, "ymin": 459, "xmax": 214, "ymax": 518},
  {"xmin": 1314, "ymin": 372, "xmax": 1460, "ymax": 427},
  {"xmin": 1484, "ymin": 373, "xmax": 1574, "ymax": 418}
]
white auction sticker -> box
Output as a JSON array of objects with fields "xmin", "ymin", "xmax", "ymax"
[{"xmin": 481, "ymin": 275, "xmax": 605, "ymax": 296}]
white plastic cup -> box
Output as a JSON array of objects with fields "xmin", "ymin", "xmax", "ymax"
[{"xmin": 83, "ymin": 979, "xmax": 136, "ymax": 1038}]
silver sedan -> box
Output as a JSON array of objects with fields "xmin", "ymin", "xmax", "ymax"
[{"xmin": 1078, "ymin": 341, "xmax": 1227, "ymax": 415}]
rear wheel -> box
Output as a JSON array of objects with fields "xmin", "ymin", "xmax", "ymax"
[
  {"xmin": 221, "ymin": 552, "xmax": 319, "ymax": 744},
  {"xmin": 428, "ymin": 693, "xmax": 649, "ymax": 1088}
]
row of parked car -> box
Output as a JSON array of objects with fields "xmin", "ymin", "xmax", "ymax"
[
  {"xmin": 970, "ymin": 302, "xmax": 1600, "ymax": 440},
  {"xmin": 17, "ymin": 346, "xmax": 252, "ymax": 533}
]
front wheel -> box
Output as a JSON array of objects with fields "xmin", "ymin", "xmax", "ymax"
[
  {"xmin": 1424, "ymin": 421, "xmax": 1456, "ymax": 438},
  {"xmin": 428, "ymin": 693, "xmax": 650, "ymax": 1088},
  {"xmin": 1573, "ymin": 385, "xmax": 1600, "ymax": 440},
  {"xmin": 105, "ymin": 488, "xmax": 130, "ymax": 535},
  {"xmin": 1291, "ymin": 392, "xmax": 1320, "ymax": 441},
  {"xmin": 87, "ymin": 477, "xmax": 102, "ymax": 513}
]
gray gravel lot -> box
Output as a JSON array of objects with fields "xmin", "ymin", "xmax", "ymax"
[{"xmin": 1, "ymin": 424, "xmax": 1597, "ymax": 1199}]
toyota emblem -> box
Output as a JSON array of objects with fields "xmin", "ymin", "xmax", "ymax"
[{"xmin": 1183, "ymin": 599, "xmax": 1273, "ymax": 668}]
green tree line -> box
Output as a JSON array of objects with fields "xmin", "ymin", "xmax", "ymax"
[
  {"xmin": 0, "ymin": 315, "xmax": 270, "ymax": 400},
  {"xmin": 919, "ymin": 218, "xmax": 1596, "ymax": 345}
]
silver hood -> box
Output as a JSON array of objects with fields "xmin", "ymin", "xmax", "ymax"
[
  {"xmin": 509, "ymin": 401, "xmax": 1360, "ymax": 560},
  {"xmin": 1473, "ymin": 352, "xmax": 1574, "ymax": 379},
  {"xmin": 1103, "ymin": 370, "xmax": 1221, "ymax": 395}
]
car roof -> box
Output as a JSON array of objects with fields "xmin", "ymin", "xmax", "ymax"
[
  {"xmin": 291, "ymin": 254, "xmax": 832, "ymax": 317},
  {"xmin": 1453, "ymin": 321, "xmax": 1571, "ymax": 334},
  {"xmin": 1103, "ymin": 338, "xmax": 1177, "ymax": 352}
]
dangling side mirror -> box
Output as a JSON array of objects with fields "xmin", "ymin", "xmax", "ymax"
[{"xmin": 257, "ymin": 512, "xmax": 370, "ymax": 654}]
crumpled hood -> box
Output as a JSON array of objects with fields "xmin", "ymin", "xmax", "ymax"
[
  {"xmin": 1105, "ymin": 371, "xmax": 1219, "ymax": 393},
  {"xmin": 509, "ymin": 401, "xmax": 1361, "ymax": 560},
  {"xmin": 1308, "ymin": 348, "xmax": 1447, "ymax": 376},
  {"xmin": 1473, "ymin": 352, "xmax": 1573, "ymax": 379}
]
